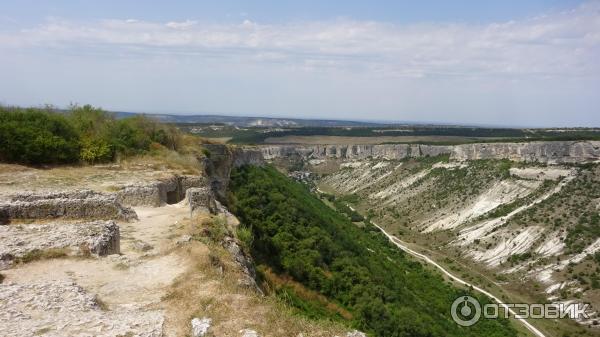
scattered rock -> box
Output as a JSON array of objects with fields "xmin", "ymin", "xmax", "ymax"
[
  {"xmin": 191, "ymin": 317, "xmax": 212, "ymax": 337},
  {"xmin": 131, "ymin": 240, "xmax": 153, "ymax": 252},
  {"xmin": 346, "ymin": 330, "xmax": 367, "ymax": 337},
  {"xmin": 0, "ymin": 281, "xmax": 164, "ymax": 337},
  {"xmin": 240, "ymin": 329, "xmax": 260, "ymax": 337},
  {"xmin": 176, "ymin": 235, "xmax": 192, "ymax": 245}
]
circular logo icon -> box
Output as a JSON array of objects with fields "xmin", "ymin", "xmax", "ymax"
[{"xmin": 451, "ymin": 296, "xmax": 482, "ymax": 326}]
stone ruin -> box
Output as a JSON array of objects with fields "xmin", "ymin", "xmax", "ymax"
[
  {"xmin": 0, "ymin": 190, "xmax": 137, "ymax": 223},
  {"xmin": 116, "ymin": 175, "xmax": 205, "ymax": 207},
  {"xmin": 0, "ymin": 221, "xmax": 120, "ymax": 266}
]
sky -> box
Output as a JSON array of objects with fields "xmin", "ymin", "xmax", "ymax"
[{"xmin": 0, "ymin": 0, "xmax": 598, "ymax": 127}]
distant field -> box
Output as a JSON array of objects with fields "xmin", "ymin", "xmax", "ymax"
[
  {"xmin": 180, "ymin": 123, "xmax": 600, "ymax": 145},
  {"xmin": 264, "ymin": 135, "xmax": 502, "ymax": 145}
]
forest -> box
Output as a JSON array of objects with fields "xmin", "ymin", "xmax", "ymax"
[{"xmin": 227, "ymin": 165, "xmax": 517, "ymax": 337}]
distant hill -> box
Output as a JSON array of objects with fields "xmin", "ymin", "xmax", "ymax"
[{"xmin": 113, "ymin": 111, "xmax": 385, "ymax": 127}]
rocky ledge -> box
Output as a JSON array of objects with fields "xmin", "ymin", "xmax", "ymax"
[
  {"xmin": 0, "ymin": 190, "xmax": 137, "ymax": 223},
  {"xmin": 0, "ymin": 221, "xmax": 120, "ymax": 265},
  {"xmin": 0, "ymin": 281, "xmax": 164, "ymax": 337},
  {"xmin": 260, "ymin": 140, "xmax": 600, "ymax": 164}
]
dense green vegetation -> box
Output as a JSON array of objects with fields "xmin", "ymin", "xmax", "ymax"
[
  {"xmin": 227, "ymin": 165, "xmax": 516, "ymax": 337},
  {"xmin": 0, "ymin": 105, "xmax": 181, "ymax": 165}
]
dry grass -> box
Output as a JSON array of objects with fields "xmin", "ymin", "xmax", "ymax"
[
  {"xmin": 0, "ymin": 152, "xmax": 200, "ymax": 197},
  {"xmin": 161, "ymin": 217, "xmax": 348, "ymax": 337},
  {"xmin": 261, "ymin": 267, "xmax": 353, "ymax": 320},
  {"xmin": 17, "ymin": 248, "xmax": 70, "ymax": 264}
]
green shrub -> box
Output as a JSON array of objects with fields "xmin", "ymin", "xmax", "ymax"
[
  {"xmin": 0, "ymin": 107, "xmax": 80, "ymax": 164},
  {"xmin": 0, "ymin": 104, "xmax": 183, "ymax": 165},
  {"xmin": 237, "ymin": 226, "xmax": 254, "ymax": 249}
]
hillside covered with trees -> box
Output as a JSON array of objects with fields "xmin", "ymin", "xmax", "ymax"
[{"xmin": 227, "ymin": 165, "xmax": 517, "ymax": 337}]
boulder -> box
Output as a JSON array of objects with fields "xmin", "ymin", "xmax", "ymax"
[
  {"xmin": 186, "ymin": 187, "xmax": 217, "ymax": 215},
  {"xmin": 191, "ymin": 317, "xmax": 212, "ymax": 337},
  {"xmin": 240, "ymin": 329, "xmax": 260, "ymax": 337}
]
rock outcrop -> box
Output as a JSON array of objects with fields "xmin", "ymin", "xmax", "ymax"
[
  {"xmin": 222, "ymin": 236, "xmax": 262, "ymax": 294},
  {"xmin": 0, "ymin": 221, "xmax": 120, "ymax": 262},
  {"xmin": 186, "ymin": 187, "xmax": 218, "ymax": 215},
  {"xmin": 117, "ymin": 175, "xmax": 206, "ymax": 207},
  {"xmin": 451, "ymin": 141, "xmax": 600, "ymax": 163},
  {"xmin": 260, "ymin": 141, "xmax": 600, "ymax": 164},
  {"xmin": 202, "ymin": 144, "xmax": 264, "ymax": 200},
  {"xmin": 1, "ymin": 190, "xmax": 137, "ymax": 223}
]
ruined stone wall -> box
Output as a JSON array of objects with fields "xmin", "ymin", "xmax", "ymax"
[
  {"xmin": 1, "ymin": 190, "xmax": 137, "ymax": 222},
  {"xmin": 116, "ymin": 175, "xmax": 207, "ymax": 207}
]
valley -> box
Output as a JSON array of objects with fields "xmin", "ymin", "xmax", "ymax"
[
  {"xmin": 2, "ymin": 106, "xmax": 600, "ymax": 337},
  {"xmin": 259, "ymin": 141, "xmax": 600, "ymax": 337}
]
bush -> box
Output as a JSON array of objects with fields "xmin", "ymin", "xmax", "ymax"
[
  {"xmin": 0, "ymin": 104, "xmax": 184, "ymax": 165},
  {"xmin": 0, "ymin": 107, "xmax": 80, "ymax": 164},
  {"xmin": 237, "ymin": 226, "xmax": 254, "ymax": 249}
]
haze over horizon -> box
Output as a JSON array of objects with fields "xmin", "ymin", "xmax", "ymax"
[{"xmin": 1, "ymin": 0, "xmax": 599, "ymax": 127}]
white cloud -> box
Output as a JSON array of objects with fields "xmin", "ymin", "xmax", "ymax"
[
  {"xmin": 1, "ymin": 2, "xmax": 598, "ymax": 80},
  {"xmin": 0, "ymin": 2, "xmax": 599, "ymax": 126},
  {"xmin": 165, "ymin": 20, "xmax": 197, "ymax": 29}
]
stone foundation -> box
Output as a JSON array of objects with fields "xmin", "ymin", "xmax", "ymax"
[
  {"xmin": 116, "ymin": 175, "xmax": 206, "ymax": 207},
  {"xmin": 1, "ymin": 190, "xmax": 137, "ymax": 222},
  {"xmin": 0, "ymin": 221, "xmax": 120, "ymax": 262}
]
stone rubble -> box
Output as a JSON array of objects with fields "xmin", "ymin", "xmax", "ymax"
[{"xmin": 0, "ymin": 281, "xmax": 164, "ymax": 337}]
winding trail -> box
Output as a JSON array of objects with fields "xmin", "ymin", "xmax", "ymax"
[{"xmin": 369, "ymin": 220, "xmax": 548, "ymax": 337}]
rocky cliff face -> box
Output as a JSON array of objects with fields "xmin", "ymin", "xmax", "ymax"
[
  {"xmin": 451, "ymin": 141, "xmax": 600, "ymax": 163},
  {"xmin": 202, "ymin": 144, "xmax": 264, "ymax": 200},
  {"xmin": 260, "ymin": 141, "xmax": 600, "ymax": 164}
]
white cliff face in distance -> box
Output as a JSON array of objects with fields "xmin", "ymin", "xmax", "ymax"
[{"xmin": 260, "ymin": 141, "xmax": 600, "ymax": 164}]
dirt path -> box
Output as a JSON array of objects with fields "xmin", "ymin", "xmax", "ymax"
[{"xmin": 369, "ymin": 220, "xmax": 548, "ymax": 337}]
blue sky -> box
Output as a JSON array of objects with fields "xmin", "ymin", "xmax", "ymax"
[
  {"xmin": 0, "ymin": 1, "xmax": 583, "ymax": 25},
  {"xmin": 0, "ymin": 0, "xmax": 598, "ymax": 126}
]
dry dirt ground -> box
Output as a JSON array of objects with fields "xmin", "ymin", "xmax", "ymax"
[
  {"xmin": 1, "ymin": 202, "xmax": 348, "ymax": 337},
  {"xmin": 0, "ymin": 160, "xmax": 198, "ymax": 198}
]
